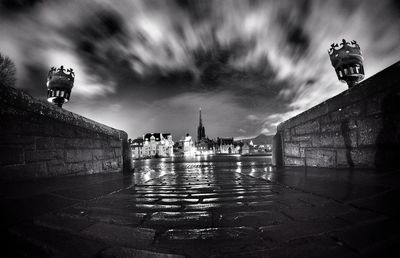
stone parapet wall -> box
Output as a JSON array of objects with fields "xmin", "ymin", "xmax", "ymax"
[
  {"xmin": 274, "ymin": 61, "xmax": 400, "ymax": 168},
  {"xmin": 0, "ymin": 85, "xmax": 132, "ymax": 181}
]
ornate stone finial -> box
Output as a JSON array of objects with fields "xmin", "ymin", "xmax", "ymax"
[
  {"xmin": 46, "ymin": 66, "xmax": 75, "ymax": 108},
  {"xmin": 328, "ymin": 39, "xmax": 364, "ymax": 88}
]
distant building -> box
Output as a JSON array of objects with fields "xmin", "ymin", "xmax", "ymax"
[
  {"xmin": 131, "ymin": 138, "xmax": 144, "ymax": 159},
  {"xmin": 141, "ymin": 133, "xmax": 174, "ymax": 158},
  {"xmin": 216, "ymin": 137, "xmax": 238, "ymax": 154},
  {"xmin": 182, "ymin": 133, "xmax": 195, "ymax": 156},
  {"xmin": 241, "ymin": 142, "xmax": 250, "ymax": 155}
]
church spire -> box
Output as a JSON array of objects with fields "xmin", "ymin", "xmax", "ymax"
[
  {"xmin": 199, "ymin": 108, "xmax": 202, "ymax": 126},
  {"xmin": 197, "ymin": 108, "xmax": 206, "ymax": 142}
]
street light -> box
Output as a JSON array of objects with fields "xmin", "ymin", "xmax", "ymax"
[
  {"xmin": 328, "ymin": 39, "xmax": 364, "ymax": 88},
  {"xmin": 46, "ymin": 66, "xmax": 74, "ymax": 108}
]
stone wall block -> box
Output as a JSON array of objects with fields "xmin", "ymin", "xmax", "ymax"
[
  {"xmin": 65, "ymin": 149, "xmax": 92, "ymax": 163},
  {"xmin": 25, "ymin": 149, "xmax": 64, "ymax": 163},
  {"xmin": 0, "ymin": 134, "xmax": 35, "ymax": 147},
  {"xmin": 114, "ymin": 148, "xmax": 122, "ymax": 157},
  {"xmin": 66, "ymin": 163, "xmax": 86, "ymax": 174},
  {"xmin": 284, "ymin": 142, "xmax": 300, "ymax": 157},
  {"xmin": 350, "ymin": 149, "xmax": 376, "ymax": 168},
  {"xmin": 321, "ymin": 123, "xmax": 341, "ymax": 133},
  {"xmin": 36, "ymin": 137, "xmax": 55, "ymax": 150},
  {"xmin": 0, "ymin": 147, "xmax": 24, "ymax": 165},
  {"xmin": 291, "ymin": 135, "xmax": 311, "ymax": 142},
  {"xmin": 295, "ymin": 120, "xmax": 320, "ymax": 135},
  {"xmin": 305, "ymin": 149, "xmax": 337, "ymax": 167},
  {"xmin": 299, "ymin": 141, "xmax": 312, "ymax": 148},
  {"xmin": 336, "ymin": 149, "xmax": 350, "ymax": 168},
  {"xmin": 319, "ymin": 114, "xmax": 331, "ymax": 125},
  {"xmin": 284, "ymin": 157, "xmax": 305, "ymax": 166},
  {"xmin": 358, "ymin": 117, "xmax": 383, "ymax": 146},
  {"xmin": 102, "ymin": 159, "xmax": 120, "ymax": 171},
  {"xmin": 365, "ymin": 92, "xmax": 384, "ymax": 116},
  {"xmin": 110, "ymin": 139, "xmax": 122, "ymax": 148},
  {"xmin": 47, "ymin": 160, "xmax": 67, "ymax": 176}
]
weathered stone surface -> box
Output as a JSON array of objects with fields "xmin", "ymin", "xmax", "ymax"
[
  {"xmin": 0, "ymin": 147, "xmax": 24, "ymax": 165},
  {"xmin": 81, "ymin": 222, "xmax": 156, "ymax": 247},
  {"xmin": 295, "ymin": 120, "xmax": 320, "ymax": 135},
  {"xmin": 275, "ymin": 61, "xmax": 400, "ymax": 168},
  {"xmin": 350, "ymin": 148, "xmax": 376, "ymax": 167},
  {"xmin": 285, "ymin": 157, "xmax": 305, "ymax": 166},
  {"xmin": 284, "ymin": 142, "xmax": 300, "ymax": 157},
  {"xmin": 99, "ymin": 247, "xmax": 185, "ymax": 258},
  {"xmin": 305, "ymin": 149, "xmax": 336, "ymax": 167},
  {"xmin": 259, "ymin": 218, "xmax": 348, "ymax": 242},
  {"xmin": 2, "ymin": 156, "xmax": 399, "ymax": 257},
  {"xmin": 0, "ymin": 85, "xmax": 129, "ymax": 180},
  {"xmin": 215, "ymin": 210, "xmax": 288, "ymax": 227},
  {"xmin": 144, "ymin": 211, "xmax": 212, "ymax": 229},
  {"xmin": 160, "ymin": 227, "xmax": 257, "ymax": 241},
  {"xmin": 330, "ymin": 219, "xmax": 400, "ymax": 254},
  {"xmin": 9, "ymin": 223, "xmax": 105, "ymax": 257},
  {"xmin": 357, "ymin": 116, "xmax": 382, "ymax": 146},
  {"xmin": 34, "ymin": 213, "xmax": 94, "ymax": 233}
]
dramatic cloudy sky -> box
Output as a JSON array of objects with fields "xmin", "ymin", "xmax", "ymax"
[{"xmin": 1, "ymin": 0, "xmax": 400, "ymax": 139}]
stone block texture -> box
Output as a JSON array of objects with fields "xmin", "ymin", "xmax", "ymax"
[
  {"xmin": 0, "ymin": 85, "xmax": 131, "ymax": 180},
  {"xmin": 274, "ymin": 61, "xmax": 400, "ymax": 168}
]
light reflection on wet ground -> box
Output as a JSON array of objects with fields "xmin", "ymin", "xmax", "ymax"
[
  {"xmin": 4, "ymin": 156, "xmax": 399, "ymax": 257},
  {"xmin": 132, "ymin": 155, "xmax": 273, "ymax": 186}
]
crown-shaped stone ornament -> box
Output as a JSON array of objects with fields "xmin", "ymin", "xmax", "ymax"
[
  {"xmin": 328, "ymin": 39, "xmax": 364, "ymax": 88},
  {"xmin": 46, "ymin": 66, "xmax": 75, "ymax": 107}
]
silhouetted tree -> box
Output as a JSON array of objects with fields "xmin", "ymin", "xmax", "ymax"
[{"xmin": 0, "ymin": 53, "xmax": 16, "ymax": 87}]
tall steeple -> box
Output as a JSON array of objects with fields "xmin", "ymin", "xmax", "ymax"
[{"xmin": 197, "ymin": 108, "xmax": 206, "ymax": 142}]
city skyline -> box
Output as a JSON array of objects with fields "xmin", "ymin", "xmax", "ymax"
[{"xmin": 1, "ymin": 0, "xmax": 400, "ymax": 139}]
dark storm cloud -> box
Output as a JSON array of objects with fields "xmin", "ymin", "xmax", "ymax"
[
  {"xmin": 1, "ymin": 0, "xmax": 400, "ymax": 138},
  {"xmin": 0, "ymin": 0, "xmax": 42, "ymax": 13}
]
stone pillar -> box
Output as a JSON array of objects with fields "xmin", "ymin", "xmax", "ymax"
[
  {"xmin": 272, "ymin": 132, "xmax": 283, "ymax": 166},
  {"xmin": 120, "ymin": 131, "xmax": 133, "ymax": 173}
]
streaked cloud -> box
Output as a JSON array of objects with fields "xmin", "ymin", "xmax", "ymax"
[{"xmin": 1, "ymin": 0, "xmax": 399, "ymax": 138}]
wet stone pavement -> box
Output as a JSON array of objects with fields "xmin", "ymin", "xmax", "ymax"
[{"xmin": 1, "ymin": 156, "xmax": 400, "ymax": 257}]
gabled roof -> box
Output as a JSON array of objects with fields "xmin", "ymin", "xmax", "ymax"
[
  {"xmin": 131, "ymin": 138, "xmax": 144, "ymax": 146},
  {"xmin": 144, "ymin": 133, "xmax": 171, "ymax": 141}
]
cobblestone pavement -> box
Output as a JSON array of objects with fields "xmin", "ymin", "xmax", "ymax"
[{"xmin": 1, "ymin": 156, "xmax": 400, "ymax": 257}]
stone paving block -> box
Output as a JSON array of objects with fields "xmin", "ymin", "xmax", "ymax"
[
  {"xmin": 10, "ymin": 222, "xmax": 105, "ymax": 257},
  {"xmin": 34, "ymin": 213, "xmax": 95, "ymax": 233},
  {"xmin": 81, "ymin": 222, "xmax": 156, "ymax": 248},
  {"xmin": 0, "ymin": 193, "xmax": 78, "ymax": 226},
  {"xmin": 276, "ymin": 193, "xmax": 332, "ymax": 208},
  {"xmin": 329, "ymin": 219, "xmax": 400, "ymax": 254},
  {"xmin": 58, "ymin": 206, "xmax": 146, "ymax": 226},
  {"xmin": 220, "ymin": 236, "xmax": 357, "ymax": 258},
  {"xmin": 157, "ymin": 226, "xmax": 268, "ymax": 257},
  {"xmin": 53, "ymin": 179, "xmax": 128, "ymax": 200},
  {"xmin": 214, "ymin": 210, "xmax": 289, "ymax": 228},
  {"xmin": 259, "ymin": 218, "xmax": 349, "ymax": 243},
  {"xmin": 134, "ymin": 204, "xmax": 182, "ymax": 212},
  {"xmin": 202, "ymin": 196, "xmax": 260, "ymax": 203},
  {"xmin": 336, "ymin": 210, "xmax": 387, "ymax": 225},
  {"xmin": 246, "ymin": 200, "xmax": 286, "ymax": 210},
  {"xmin": 99, "ymin": 246, "xmax": 185, "ymax": 258},
  {"xmin": 158, "ymin": 198, "xmax": 199, "ymax": 205},
  {"xmin": 141, "ymin": 193, "xmax": 190, "ymax": 198},
  {"xmin": 281, "ymin": 201, "xmax": 354, "ymax": 220},
  {"xmin": 184, "ymin": 202, "xmax": 247, "ymax": 212},
  {"xmin": 143, "ymin": 211, "xmax": 212, "ymax": 229},
  {"xmin": 160, "ymin": 226, "xmax": 258, "ymax": 241},
  {"xmin": 350, "ymin": 188, "xmax": 400, "ymax": 217}
]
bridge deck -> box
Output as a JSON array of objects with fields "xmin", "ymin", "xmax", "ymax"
[{"xmin": 1, "ymin": 162, "xmax": 399, "ymax": 257}]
